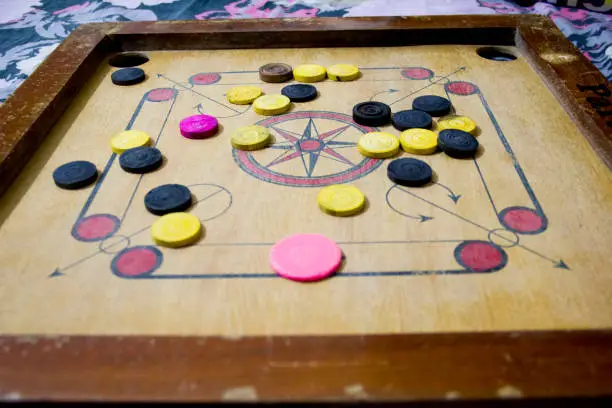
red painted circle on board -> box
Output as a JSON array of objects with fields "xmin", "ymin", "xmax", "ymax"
[
  {"xmin": 299, "ymin": 140, "xmax": 321, "ymax": 151},
  {"xmin": 147, "ymin": 88, "xmax": 176, "ymax": 102},
  {"xmin": 458, "ymin": 241, "xmax": 505, "ymax": 272},
  {"xmin": 189, "ymin": 73, "xmax": 221, "ymax": 85},
  {"xmin": 446, "ymin": 81, "xmax": 477, "ymax": 95},
  {"xmin": 401, "ymin": 67, "xmax": 434, "ymax": 80},
  {"xmin": 113, "ymin": 247, "xmax": 160, "ymax": 277},
  {"xmin": 73, "ymin": 214, "xmax": 119, "ymax": 241},
  {"xmin": 501, "ymin": 208, "xmax": 544, "ymax": 233}
]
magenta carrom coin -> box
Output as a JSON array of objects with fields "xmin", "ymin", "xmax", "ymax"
[{"xmin": 179, "ymin": 114, "xmax": 219, "ymax": 139}]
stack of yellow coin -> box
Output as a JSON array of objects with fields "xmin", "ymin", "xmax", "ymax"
[
  {"xmin": 399, "ymin": 128, "xmax": 438, "ymax": 155},
  {"xmin": 435, "ymin": 115, "xmax": 478, "ymax": 135},
  {"xmin": 231, "ymin": 125, "xmax": 271, "ymax": 151},
  {"xmin": 293, "ymin": 64, "xmax": 327, "ymax": 83},
  {"xmin": 357, "ymin": 132, "xmax": 400, "ymax": 159},
  {"xmin": 318, "ymin": 184, "xmax": 365, "ymax": 217},
  {"xmin": 327, "ymin": 64, "xmax": 360, "ymax": 81},
  {"xmin": 226, "ymin": 86, "xmax": 263, "ymax": 105},
  {"xmin": 151, "ymin": 212, "xmax": 202, "ymax": 248},
  {"xmin": 253, "ymin": 94, "xmax": 291, "ymax": 116},
  {"xmin": 110, "ymin": 130, "xmax": 151, "ymax": 154}
]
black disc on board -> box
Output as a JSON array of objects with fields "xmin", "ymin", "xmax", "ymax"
[
  {"xmin": 119, "ymin": 147, "xmax": 163, "ymax": 174},
  {"xmin": 352, "ymin": 101, "xmax": 391, "ymax": 126},
  {"xmin": 144, "ymin": 184, "xmax": 192, "ymax": 216},
  {"xmin": 281, "ymin": 84, "xmax": 317, "ymax": 102},
  {"xmin": 391, "ymin": 109, "xmax": 433, "ymax": 131},
  {"xmin": 438, "ymin": 129, "xmax": 479, "ymax": 158},
  {"xmin": 387, "ymin": 158, "xmax": 433, "ymax": 187},
  {"xmin": 111, "ymin": 67, "xmax": 146, "ymax": 86},
  {"xmin": 53, "ymin": 160, "xmax": 98, "ymax": 190},
  {"xmin": 412, "ymin": 95, "xmax": 452, "ymax": 117}
]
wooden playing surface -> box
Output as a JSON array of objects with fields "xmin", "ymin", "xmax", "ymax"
[{"xmin": 1, "ymin": 44, "xmax": 611, "ymax": 338}]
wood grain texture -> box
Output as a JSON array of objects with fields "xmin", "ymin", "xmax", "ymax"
[
  {"xmin": 0, "ymin": 16, "xmax": 609, "ymax": 200},
  {"xmin": 517, "ymin": 17, "xmax": 612, "ymax": 170},
  {"xmin": 0, "ymin": 15, "xmax": 611, "ymax": 403},
  {"xmin": 109, "ymin": 16, "xmax": 519, "ymax": 50},
  {"xmin": 1, "ymin": 331, "xmax": 611, "ymax": 402},
  {"xmin": 0, "ymin": 24, "xmax": 116, "ymax": 198},
  {"xmin": 4, "ymin": 45, "xmax": 612, "ymax": 336}
]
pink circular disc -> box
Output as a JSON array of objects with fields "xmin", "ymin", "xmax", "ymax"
[
  {"xmin": 179, "ymin": 114, "xmax": 219, "ymax": 139},
  {"xmin": 270, "ymin": 233, "xmax": 342, "ymax": 282}
]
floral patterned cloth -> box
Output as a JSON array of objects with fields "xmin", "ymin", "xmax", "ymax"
[{"xmin": 1, "ymin": 0, "xmax": 610, "ymax": 102}]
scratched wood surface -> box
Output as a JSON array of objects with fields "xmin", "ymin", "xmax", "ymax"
[{"xmin": 0, "ymin": 45, "xmax": 611, "ymax": 337}]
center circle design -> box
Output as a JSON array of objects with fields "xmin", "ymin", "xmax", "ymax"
[
  {"xmin": 299, "ymin": 140, "xmax": 321, "ymax": 151},
  {"xmin": 232, "ymin": 111, "xmax": 384, "ymax": 187}
]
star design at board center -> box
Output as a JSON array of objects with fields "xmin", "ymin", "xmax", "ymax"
[{"xmin": 266, "ymin": 118, "xmax": 358, "ymax": 177}]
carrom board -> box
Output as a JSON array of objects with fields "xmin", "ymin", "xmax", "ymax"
[{"xmin": 0, "ymin": 16, "xmax": 611, "ymax": 403}]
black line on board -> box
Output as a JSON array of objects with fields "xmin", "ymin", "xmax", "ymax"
[
  {"xmin": 298, "ymin": 148, "xmax": 309, "ymax": 177},
  {"xmin": 477, "ymin": 91, "xmax": 546, "ymax": 217},
  {"xmin": 218, "ymin": 70, "xmax": 259, "ymax": 74},
  {"xmin": 318, "ymin": 152, "xmax": 353, "ymax": 166},
  {"xmin": 388, "ymin": 66, "xmax": 465, "ymax": 106},
  {"xmin": 117, "ymin": 265, "xmax": 514, "ymax": 280},
  {"xmin": 386, "ymin": 186, "xmax": 433, "ymax": 222},
  {"xmin": 73, "ymin": 88, "xmax": 152, "ymax": 223},
  {"xmin": 49, "ymin": 250, "xmax": 101, "ymax": 277},
  {"xmin": 264, "ymin": 149, "xmax": 294, "ymax": 168},
  {"xmin": 76, "ymin": 154, "xmax": 116, "ymax": 221},
  {"xmin": 392, "ymin": 185, "xmax": 564, "ymax": 267},
  {"xmin": 369, "ymin": 89, "xmax": 399, "ymax": 101},
  {"xmin": 55, "ymin": 185, "xmax": 232, "ymax": 277},
  {"xmin": 195, "ymin": 102, "xmax": 250, "ymax": 119},
  {"xmin": 120, "ymin": 269, "xmax": 479, "ymax": 280},
  {"xmin": 61, "ymin": 67, "xmax": 564, "ymax": 280},
  {"xmin": 158, "ymin": 73, "xmax": 241, "ymax": 113},
  {"xmin": 325, "ymin": 141, "xmax": 356, "ymax": 148},
  {"xmin": 433, "ymin": 182, "xmax": 461, "ymax": 204},
  {"xmin": 307, "ymin": 151, "xmax": 319, "ymax": 177},
  {"xmin": 325, "ymin": 126, "xmax": 351, "ymax": 143},
  {"xmin": 210, "ymin": 78, "xmax": 443, "ymax": 86},
  {"xmin": 271, "ymin": 126, "xmax": 300, "ymax": 143},
  {"xmin": 473, "ymin": 158, "xmax": 498, "ymax": 216},
  {"xmin": 445, "ymin": 87, "xmax": 549, "ymax": 233},
  {"xmin": 191, "ymin": 187, "xmax": 225, "ymax": 207},
  {"xmin": 195, "ymin": 239, "xmax": 465, "ymax": 247},
  {"xmin": 266, "ymin": 144, "xmax": 294, "ymax": 150},
  {"xmin": 120, "ymin": 94, "xmax": 177, "ymax": 223},
  {"xmin": 396, "ymin": 185, "xmax": 504, "ymax": 236},
  {"xmin": 311, "ymin": 117, "xmax": 321, "ymax": 139}
]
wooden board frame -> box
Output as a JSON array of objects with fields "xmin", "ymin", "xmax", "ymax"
[{"xmin": 0, "ymin": 15, "xmax": 611, "ymax": 402}]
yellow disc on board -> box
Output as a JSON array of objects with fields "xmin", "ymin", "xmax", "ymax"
[
  {"xmin": 151, "ymin": 212, "xmax": 202, "ymax": 248},
  {"xmin": 110, "ymin": 130, "xmax": 151, "ymax": 154},
  {"xmin": 293, "ymin": 64, "xmax": 327, "ymax": 83},
  {"xmin": 231, "ymin": 125, "xmax": 271, "ymax": 150},
  {"xmin": 327, "ymin": 64, "xmax": 360, "ymax": 81},
  {"xmin": 253, "ymin": 94, "xmax": 291, "ymax": 116},
  {"xmin": 436, "ymin": 115, "xmax": 478, "ymax": 135},
  {"xmin": 357, "ymin": 132, "xmax": 400, "ymax": 159},
  {"xmin": 318, "ymin": 184, "xmax": 365, "ymax": 217},
  {"xmin": 399, "ymin": 128, "xmax": 438, "ymax": 155},
  {"xmin": 226, "ymin": 86, "xmax": 263, "ymax": 105}
]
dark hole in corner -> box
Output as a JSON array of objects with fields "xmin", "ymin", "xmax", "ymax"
[
  {"xmin": 476, "ymin": 47, "xmax": 517, "ymax": 62},
  {"xmin": 109, "ymin": 52, "xmax": 149, "ymax": 68}
]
